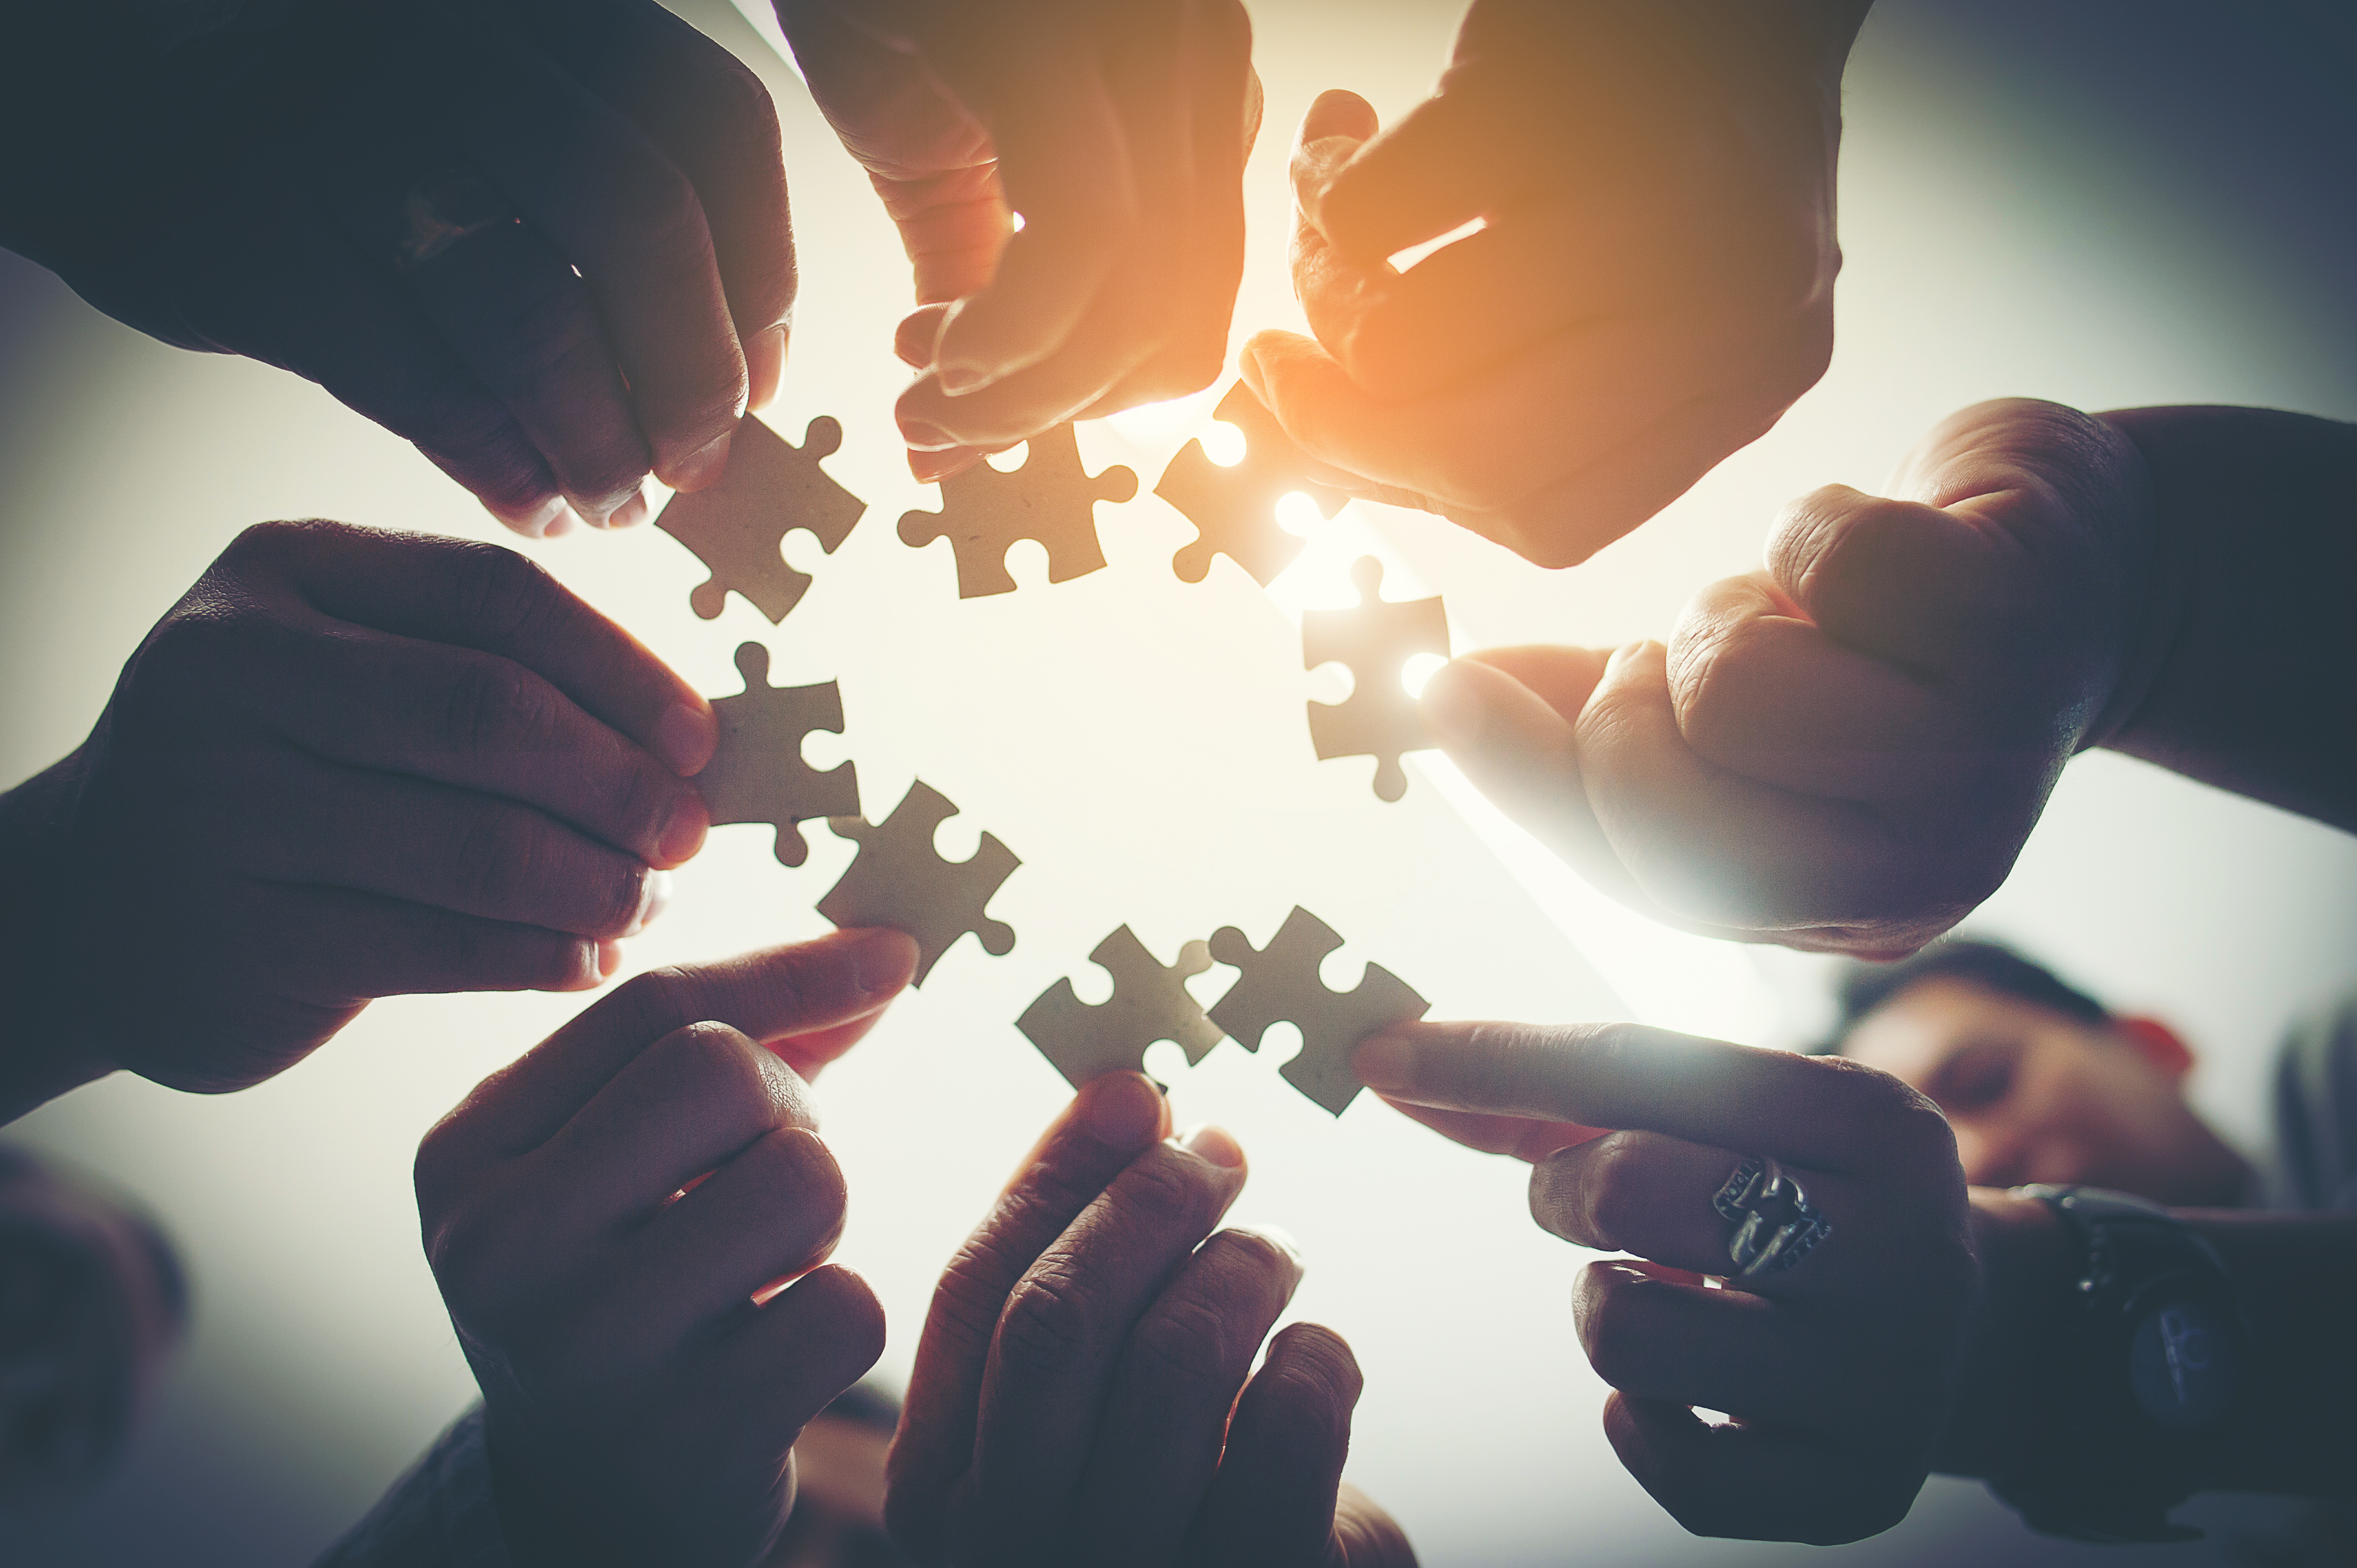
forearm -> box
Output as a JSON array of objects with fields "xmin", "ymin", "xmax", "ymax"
[
  {"xmin": 2097, "ymin": 405, "xmax": 2357, "ymax": 833},
  {"xmin": 1941, "ymin": 1193, "xmax": 2357, "ymax": 1495},
  {"xmin": 0, "ymin": 754, "xmax": 106, "ymax": 1122}
]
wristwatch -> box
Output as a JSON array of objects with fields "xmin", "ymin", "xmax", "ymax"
[{"xmin": 1987, "ymin": 1185, "xmax": 2246, "ymax": 1543}]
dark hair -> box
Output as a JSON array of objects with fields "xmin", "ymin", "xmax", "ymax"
[{"xmin": 1818, "ymin": 940, "xmax": 2108, "ymax": 1054}]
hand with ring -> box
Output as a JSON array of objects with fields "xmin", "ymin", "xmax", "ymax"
[
  {"xmin": 1352, "ymin": 1020, "xmax": 1977, "ymax": 1544},
  {"xmin": 1, "ymin": 0, "xmax": 793, "ymax": 537}
]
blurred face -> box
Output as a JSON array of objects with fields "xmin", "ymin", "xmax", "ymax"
[{"xmin": 1840, "ymin": 978, "xmax": 2242, "ymax": 1207}]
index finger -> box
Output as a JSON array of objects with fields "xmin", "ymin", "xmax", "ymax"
[
  {"xmin": 1352, "ymin": 1019, "xmax": 1951, "ymax": 1178},
  {"xmin": 418, "ymin": 929, "xmax": 917, "ymax": 1193},
  {"xmin": 887, "ymin": 1072, "xmax": 1170, "ymax": 1560},
  {"xmin": 254, "ymin": 520, "xmax": 718, "ymax": 775}
]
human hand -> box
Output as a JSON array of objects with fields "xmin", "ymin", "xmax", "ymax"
[
  {"xmin": 1243, "ymin": 0, "xmax": 1872, "ymax": 566},
  {"xmin": 775, "ymin": 0, "xmax": 1260, "ymax": 482},
  {"xmin": 1354, "ymin": 1020, "xmax": 1975, "ymax": 1544},
  {"xmin": 1419, "ymin": 398, "xmax": 2163, "ymax": 954},
  {"xmin": 2, "ymin": 0, "xmax": 790, "ymax": 537},
  {"xmin": 415, "ymin": 932, "xmax": 916, "ymax": 1568},
  {"xmin": 2, "ymin": 520, "xmax": 719, "ymax": 1115},
  {"xmin": 886, "ymin": 1071, "xmax": 1413, "ymax": 1566}
]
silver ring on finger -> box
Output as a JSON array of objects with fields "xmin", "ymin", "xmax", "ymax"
[{"xmin": 1711, "ymin": 1154, "xmax": 1832, "ymax": 1278}]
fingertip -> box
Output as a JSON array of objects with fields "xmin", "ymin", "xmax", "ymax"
[
  {"xmin": 657, "ymin": 699, "xmax": 721, "ymax": 777},
  {"xmin": 595, "ymin": 939, "xmax": 624, "ymax": 981},
  {"xmin": 909, "ymin": 446, "xmax": 984, "ymax": 484},
  {"xmin": 665, "ymin": 426, "xmax": 735, "ymax": 494},
  {"xmin": 1177, "ymin": 1123, "xmax": 1246, "ymax": 1172},
  {"xmin": 1300, "ymin": 88, "xmax": 1379, "ymax": 148},
  {"xmin": 747, "ymin": 324, "xmax": 789, "ymax": 411},
  {"xmin": 894, "ymin": 305, "xmax": 951, "ymax": 371},
  {"xmin": 1074, "ymin": 1070, "xmax": 1166, "ymax": 1152},
  {"xmin": 846, "ymin": 926, "xmax": 919, "ymax": 1000},
  {"xmin": 1350, "ymin": 1031, "xmax": 1416, "ymax": 1091},
  {"xmin": 1418, "ymin": 658, "xmax": 1493, "ymax": 751}
]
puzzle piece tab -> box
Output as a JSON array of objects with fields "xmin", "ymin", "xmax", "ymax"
[
  {"xmin": 1016, "ymin": 926, "xmax": 1222, "ymax": 1090},
  {"xmin": 656, "ymin": 414, "xmax": 867, "ymax": 622},
  {"xmin": 897, "ymin": 424, "xmax": 1136, "ymax": 597},
  {"xmin": 1206, "ymin": 907, "xmax": 1429, "ymax": 1115},
  {"xmin": 817, "ymin": 780, "xmax": 1017, "ymax": 986},
  {"xmin": 697, "ymin": 643, "xmax": 858, "ymax": 867},
  {"xmin": 1303, "ymin": 556, "xmax": 1449, "ymax": 802},
  {"xmin": 1157, "ymin": 381, "xmax": 1349, "ymax": 586}
]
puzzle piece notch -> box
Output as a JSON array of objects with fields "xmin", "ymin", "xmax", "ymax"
[
  {"xmin": 898, "ymin": 424, "xmax": 1138, "ymax": 597},
  {"xmin": 1016, "ymin": 926, "xmax": 1222, "ymax": 1090},
  {"xmin": 1303, "ymin": 555, "xmax": 1449, "ymax": 802},
  {"xmin": 1205, "ymin": 906, "xmax": 1430, "ymax": 1115},
  {"xmin": 817, "ymin": 780, "xmax": 1017, "ymax": 986},
  {"xmin": 697, "ymin": 642, "xmax": 858, "ymax": 868},
  {"xmin": 1158, "ymin": 381, "xmax": 1350, "ymax": 587},
  {"xmin": 656, "ymin": 414, "xmax": 868, "ymax": 623}
]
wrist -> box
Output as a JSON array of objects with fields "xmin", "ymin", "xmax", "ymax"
[
  {"xmin": 0, "ymin": 752, "xmax": 110, "ymax": 1121},
  {"xmin": 1932, "ymin": 1189, "xmax": 2075, "ymax": 1478}
]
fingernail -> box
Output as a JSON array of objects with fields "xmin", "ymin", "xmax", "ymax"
[
  {"xmin": 909, "ymin": 447, "xmax": 982, "ymax": 484},
  {"xmin": 1228, "ymin": 1221, "xmax": 1305, "ymax": 1272},
  {"xmin": 851, "ymin": 927, "xmax": 918, "ymax": 997},
  {"xmin": 898, "ymin": 419, "xmax": 955, "ymax": 451},
  {"xmin": 517, "ymin": 494, "xmax": 569, "ymax": 537},
  {"xmin": 595, "ymin": 939, "xmax": 623, "ymax": 979},
  {"xmin": 541, "ymin": 507, "xmax": 578, "ymax": 539},
  {"xmin": 667, "ymin": 427, "xmax": 735, "ymax": 493},
  {"xmin": 608, "ymin": 484, "xmax": 655, "ymax": 530},
  {"xmin": 1177, "ymin": 1124, "xmax": 1246, "ymax": 1170},
  {"xmin": 748, "ymin": 324, "xmax": 789, "ymax": 411},
  {"xmin": 656, "ymin": 702, "xmax": 718, "ymax": 776},
  {"xmin": 625, "ymin": 868, "xmax": 672, "ymax": 936},
  {"xmin": 936, "ymin": 363, "xmax": 991, "ymax": 396},
  {"xmin": 1350, "ymin": 1031, "xmax": 1413, "ymax": 1090},
  {"xmin": 657, "ymin": 791, "xmax": 709, "ymax": 864},
  {"xmin": 1078, "ymin": 1072, "xmax": 1165, "ymax": 1152},
  {"xmin": 1420, "ymin": 661, "xmax": 1485, "ymax": 750}
]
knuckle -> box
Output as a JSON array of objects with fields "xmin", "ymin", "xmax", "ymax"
[
  {"xmin": 995, "ymin": 1268, "xmax": 1100, "ymax": 1380},
  {"xmin": 1109, "ymin": 1149, "xmax": 1219, "ymax": 1236},
  {"xmin": 450, "ymin": 808, "xmax": 545, "ymax": 914},
  {"xmin": 438, "ymin": 654, "xmax": 555, "ymax": 756},
  {"xmin": 608, "ymin": 965, "xmax": 703, "ymax": 1040},
  {"xmin": 1131, "ymin": 1293, "xmax": 1242, "ymax": 1396},
  {"xmin": 1571, "ymin": 1133, "xmax": 1655, "ymax": 1252},
  {"xmin": 446, "ymin": 541, "xmax": 568, "ymax": 648},
  {"xmin": 652, "ymin": 1021, "xmax": 778, "ymax": 1117}
]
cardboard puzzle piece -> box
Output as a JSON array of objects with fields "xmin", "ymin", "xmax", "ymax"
[
  {"xmin": 1205, "ymin": 906, "xmax": 1429, "ymax": 1115},
  {"xmin": 1157, "ymin": 381, "xmax": 1350, "ymax": 586},
  {"xmin": 1303, "ymin": 556, "xmax": 1449, "ymax": 802},
  {"xmin": 897, "ymin": 423, "xmax": 1137, "ymax": 597},
  {"xmin": 818, "ymin": 780, "xmax": 1017, "ymax": 986},
  {"xmin": 656, "ymin": 414, "xmax": 867, "ymax": 622},
  {"xmin": 696, "ymin": 643, "xmax": 858, "ymax": 868},
  {"xmin": 1016, "ymin": 926, "xmax": 1223, "ymax": 1090}
]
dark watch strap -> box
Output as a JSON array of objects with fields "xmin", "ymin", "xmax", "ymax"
[{"xmin": 1986, "ymin": 1185, "xmax": 2244, "ymax": 1544}]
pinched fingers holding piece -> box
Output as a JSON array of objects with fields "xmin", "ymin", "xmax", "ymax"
[
  {"xmin": 418, "ymin": 936, "xmax": 913, "ymax": 1568},
  {"xmin": 888, "ymin": 1074, "xmax": 1410, "ymax": 1566}
]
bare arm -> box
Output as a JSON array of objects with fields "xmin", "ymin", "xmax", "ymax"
[{"xmin": 2101, "ymin": 406, "xmax": 2357, "ymax": 833}]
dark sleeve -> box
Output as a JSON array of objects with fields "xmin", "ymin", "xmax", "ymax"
[
  {"xmin": 312, "ymin": 1405, "xmax": 514, "ymax": 1568},
  {"xmin": 2264, "ymin": 991, "xmax": 2357, "ymax": 1213}
]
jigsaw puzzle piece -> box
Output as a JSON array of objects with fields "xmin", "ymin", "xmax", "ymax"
[
  {"xmin": 1016, "ymin": 926, "xmax": 1222, "ymax": 1089},
  {"xmin": 697, "ymin": 642, "xmax": 858, "ymax": 867},
  {"xmin": 1303, "ymin": 556, "xmax": 1450, "ymax": 802},
  {"xmin": 897, "ymin": 423, "xmax": 1138, "ymax": 597},
  {"xmin": 817, "ymin": 780, "xmax": 1017, "ymax": 986},
  {"xmin": 656, "ymin": 414, "xmax": 867, "ymax": 622},
  {"xmin": 1159, "ymin": 382, "xmax": 1349, "ymax": 586},
  {"xmin": 1206, "ymin": 906, "xmax": 1430, "ymax": 1115}
]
